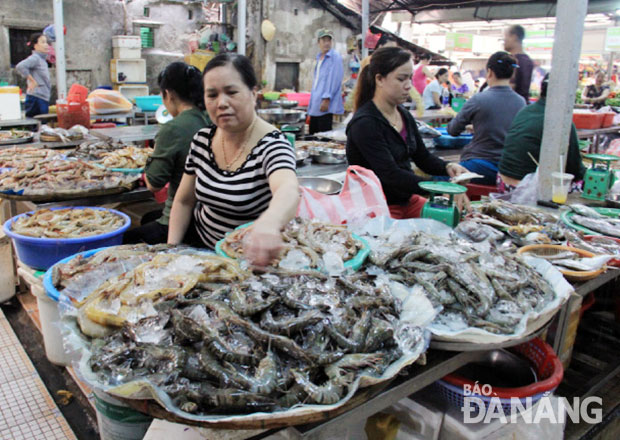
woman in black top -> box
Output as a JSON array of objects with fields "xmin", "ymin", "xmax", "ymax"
[
  {"xmin": 581, "ymin": 70, "xmax": 610, "ymax": 110},
  {"xmin": 346, "ymin": 47, "xmax": 469, "ymax": 218}
]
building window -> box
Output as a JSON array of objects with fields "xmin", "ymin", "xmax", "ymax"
[
  {"xmin": 9, "ymin": 28, "xmax": 38, "ymax": 67},
  {"xmin": 144, "ymin": 7, "xmax": 150, "ymax": 17},
  {"xmin": 140, "ymin": 27, "xmax": 155, "ymax": 48},
  {"xmin": 275, "ymin": 62, "xmax": 300, "ymax": 92}
]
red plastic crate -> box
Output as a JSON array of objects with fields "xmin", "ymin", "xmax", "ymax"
[
  {"xmin": 283, "ymin": 93, "xmax": 311, "ymax": 107},
  {"xmin": 601, "ymin": 112, "xmax": 615, "ymax": 128},
  {"xmin": 465, "ymin": 183, "xmax": 496, "ymax": 201},
  {"xmin": 572, "ymin": 112, "xmax": 604, "ymax": 129}
]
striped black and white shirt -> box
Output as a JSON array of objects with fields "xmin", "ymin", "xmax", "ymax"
[{"xmin": 184, "ymin": 126, "xmax": 296, "ymax": 248}]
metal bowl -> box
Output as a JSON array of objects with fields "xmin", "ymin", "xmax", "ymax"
[
  {"xmin": 605, "ymin": 193, "xmax": 620, "ymax": 209},
  {"xmin": 295, "ymin": 149, "xmax": 309, "ymax": 166},
  {"xmin": 272, "ymin": 99, "xmax": 298, "ymax": 109},
  {"xmin": 298, "ymin": 177, "xmax": 343, "ymax": 195},
  {"xmin": 308, "ymin": 146, "xmax": 347, "ymax": 165},
  {"xmin": 257, "ymin": 109, "xmax": 305, "ymax": 124}
]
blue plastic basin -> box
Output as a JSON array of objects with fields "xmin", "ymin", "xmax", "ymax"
[
  {"xmin": 43, "ymin": 248, "xmax": 104, "ymax": 302},
  {"xmin": 3, "ymin": 207, "xmax": 131, "ymax": 270},
  {"xmin": 434, "ymin": 127, "xmax": 473, "ymax": 149},
  {"xmin": 134, "ymin": 95, "xmax": 163, "ymax": 112}
]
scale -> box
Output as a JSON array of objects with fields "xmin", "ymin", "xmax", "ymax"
[
  {"xmin": 582, "ymin": 154, "xmax": 619, "ymax": 201},
  {"xmin": 419, "ymin": 181, "xmax": 467, "ymax": 227}
]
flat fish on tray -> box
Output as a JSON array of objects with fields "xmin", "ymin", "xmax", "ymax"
[{"xmin": 571, "ymin": 215, "xmax": 620, "ymax": 238}]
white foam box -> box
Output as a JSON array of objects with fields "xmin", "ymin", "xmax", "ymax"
[
  {"xmin": 112, "ymin": 35, "xmax": 141, "ymax": 48},
  {"xmin": 114, "ymin": 84, "xmax": 149, "ymax": 104},
  {"xmin": 110, "ymin": 59, "xmax": 147, "ymax": 83},
  {"xmin": 113, "ymin": 47, "xmax": 142, "ymax": 59},
  {"xmin": 0, "ymin": 87, "xmax": 21, "ymax": 120}
]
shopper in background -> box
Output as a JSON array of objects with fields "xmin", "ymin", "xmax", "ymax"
[
  {"xmin": 347, "ymin": 47, "xmax": 469, "ymax": 219},
  {"xmin": 445, "ymin": 51, "xmax": 526, "ymax": 185},
  {"xmin": 15, "ymin": 33, "xmax": 51, "ymax": 117},
  {"xmin": 412, "ymin": 53, "xmax": 434, "ymax": 95},
  {"xmin": 422, "ymin": 68, "xmax": 449, "ymax": 110},
  {"xmin": 581, "ymin": 70, "xmax": 611, "ymax": 110},
  {"xmin": 124, "ymin": 62, "xmax": 210, "ymax": 245},
  {"xmin": 499, "ymin": 73, "xmax": 585, "ymax": 190},
  {"xmin": 451, "ymin": 72, "xmax": 470, "ymax": 96},
  {"xmin": 360, "ymin": 34, "xmax": 397, "ymax": 71},
  {"xmin": 308, "ymin": 29, "xmax": 344, "ymax": 134},
  {"xmin": 168, "ymin": 54, "xmax": 299, "ymax": 266},
  {"xmin": 504, "ymin": 25, "xmax": 534, "ymax": 104}
]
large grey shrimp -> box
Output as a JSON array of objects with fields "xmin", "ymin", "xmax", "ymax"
[
  {"xmin": 291, "ymin": 370, "xmax": 351, "ymax": 405},
  {"xmin": 260, "ymin": 309, "xmax": 324, "ymax": 335},
  {"xmin": 229, "ymin": 284, "xmax": 278, "ymax": 316}
]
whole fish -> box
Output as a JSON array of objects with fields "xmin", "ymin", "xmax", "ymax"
[
  {"xmin": 571, "ymin": 215, "xmax": 620, "ymax": 239},
  {"xmin": 569, "ymin": 204, "xmax": 608, "ymax": 219}
]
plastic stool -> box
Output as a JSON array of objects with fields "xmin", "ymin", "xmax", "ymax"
[
  {"xmin": 90, "ymin": 122, "xmax": 116, "ymax": 129},
  {"xmin": 465, "ymin": 183, "xmax": 496, "ymax": 201}
]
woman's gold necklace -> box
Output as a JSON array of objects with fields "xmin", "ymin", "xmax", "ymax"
[
  {"xmin": 384, "ymin": 111, "xmax": 400, "ymax": 129},
  {"xmin": 220, "ymin": 117, "xmax": 257, "ymax": 170}
]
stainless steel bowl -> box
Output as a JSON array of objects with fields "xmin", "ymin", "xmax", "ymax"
[
  {"xmin": 257, "ymin": 109, "xmax": 305, "ymax": 124},
  {"xmin": 605, "ymin": 193, "xmax": 620, "ymax": 209},
  {"xmin": 298, "ymin": 177, "xmax": 343, "ymax": 195},
  {"xmin": 272, "ymin": 99, "xmax": 298, "ymax": 109},
  {"xmin": 308, "ymin": 146, "xmax": 347, "ymax": 165},
  {"xmin": 295, "ymin": 149, "xmax": 309, "ymax": 166}
]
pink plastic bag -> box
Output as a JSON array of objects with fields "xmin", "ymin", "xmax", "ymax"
[{"xmin": 297, "ymin": 166, "xmax": 390, "ymax": 224}]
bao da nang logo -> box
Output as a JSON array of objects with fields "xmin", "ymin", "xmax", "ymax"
[{"xmin": 461, "ymin": 383, "xmax": 602, "ymax": 424}]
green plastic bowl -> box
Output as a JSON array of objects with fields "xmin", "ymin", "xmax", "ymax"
[
  {"xmin": 263, "ymin": 92, "xmax": 281, "ymax": 101},
  {"xmin": 215, "ymin": 222, "xmax": 370, "ymax": 272}
]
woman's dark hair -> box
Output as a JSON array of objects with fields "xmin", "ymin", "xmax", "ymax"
[
  {"xmin": 203, "ymin": 53, "xmax": 257, "ymax": 90},
  {"xmin": 486, "ymin": 51, "xmax": 518, "ymax": 80},
  {"xmin": 27, "ymin": 33, "xmax": 45, "ymax": 49},
  {"xmin": 541, "ymin": 73, "xmax": 549, "ymax": 97},
  {"xmin": 158, "ymin": 62, "xmax": 205, "ymax": 110},
  {"xmin": 376, "ymin": 34, "xmax": 396, "ymax": 48},
  {"xmin": 354, "ymin": 47, "xmax": 411, "ymax": 111},
  {"xmin": 418, "ymin": 53, "xmax": 432, "ymax": 62},
  {"xmin": 435, "ymin": 68, "xmax": 448, "ymax": 79}
]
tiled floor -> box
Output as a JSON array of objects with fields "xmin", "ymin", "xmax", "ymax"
[{"xmin": 0, "ymin": 308, "xmax": 77, "ymax": 440}]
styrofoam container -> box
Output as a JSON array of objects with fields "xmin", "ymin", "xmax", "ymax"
[
  {"xmin": 0, "ymin": 86, "xmax": 21, "ymax": 120},
  {"xmin": 113, "ymin": 47, "xmax": 141, "ymax": 59},
  {"xmin": 110, "ymin": 59, "xmax": 147, "ymax": 83},
  {"xmin": 94, "ymin": 389, "xmax": 153, "ymax": 440},
  {"xmin": 0, "ymin": 232, "xmax": 15, "ymax": 302},
  {"xmin": 32, "ymin": 283, "xmax": 70, "ymax": 366},
  {"xmin": 114, "ymin": 84, "xmax": 149, "ymax": 104},
  {"xmin": 112, "ymin": 35, "xmax": 141, "ymax": 49}
]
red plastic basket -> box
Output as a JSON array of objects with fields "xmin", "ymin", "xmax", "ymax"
[
  {"xmin": 601, "ymin": 112, "xmax": 615, "ymax": 128},
  {"xmin": 572, "ymin": 112, "xmax": 604, "ymax": 130},
  {"xmin": 465, "ymin": 183, "xmax": 496, "ymax": 201},
  {"xmin": 283, "ymin": 93, "xmax": 310, "ymax": 107},
  {"xmin": 436, "ymin": 338, "xmax": 564, "ymax": 413}
]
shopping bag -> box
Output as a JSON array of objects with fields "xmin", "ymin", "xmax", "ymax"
[{"xmin": 297, "ymin": 166, "xmax": 390, "ymax": 224}]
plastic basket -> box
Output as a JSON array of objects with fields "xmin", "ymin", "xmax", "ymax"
[
  {"xmin": 465, "ymin": 183, "xmax": 496, "ymax": 201},
  {"xmin": 3, "ymin": 207, "xmax": 130, "ymax": 270},
  {"xmin": 436, "ymin": 338, "xmax": 564, "ymax": 414},
  {"xmin": 134, "ymin": 95, "xmax": 163, "ymax": 112},
  {"xmin": 283, "ymin": 93, "xmax": 311, "ymax": 107},
  {"xmin": 572, "ymin": 112, "xmax": 604, "ymax": 130},
  {"xmin": 601, "ymin": 112, "xmax": 615, "ymax": 128}
]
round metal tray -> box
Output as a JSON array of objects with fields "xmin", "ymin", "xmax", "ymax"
[
  {"xmin": 429, "ymin": 317, "xmax": 553, "ymax": 351},
  {"xmin": 0, "ymin": 131, "xmax": 35, "ymax": 145}
]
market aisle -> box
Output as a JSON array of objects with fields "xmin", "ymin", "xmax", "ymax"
[{"xmin": 0, "ymin": 308, "xmax": 77, "ymax": 440}]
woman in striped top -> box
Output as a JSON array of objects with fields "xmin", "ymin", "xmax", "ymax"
[{"xmin": 168, "ymin": 54, "xmax": 300, "ymax": 266}]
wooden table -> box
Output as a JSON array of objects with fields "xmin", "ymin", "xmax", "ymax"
[
  {"xmin": 0, "ymin": 118, "xmax": 40, "ymax": 130},
  {"xmin": 577, "ymin": 125, "xmax": 620, "ymax": 153},
  {"xmin": 91, "ymin": 124, "xmax": 159, "ymax": 143}
]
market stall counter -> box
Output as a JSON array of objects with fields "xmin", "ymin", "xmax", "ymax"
[
  {"xmin": 91, "ymin": 124, "xmax": 159, "ymax": 143},
  {"xmin": 577, "ymin": 125, "xmax": 620, "ymax": 153}
]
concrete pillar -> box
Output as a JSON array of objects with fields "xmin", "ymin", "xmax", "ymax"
[
  {"xmin": 53, "ymin": 0, "xmax": 66, "ymax": 99},
  {"xmin": 538, "ymin": 0, "xmax": 588, "ymax": 201},
  {"xmin": 237, "ymin": 0, "xmax": 246, "ymax": 55},
  {"xmin": 362, "ymin": 0, "xmax": 369, "ymax": 59}
]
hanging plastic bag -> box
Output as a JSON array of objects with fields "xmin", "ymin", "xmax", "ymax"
[
  {"xmin": 297, "ymin": 166, "xmax": 390, "ymax": 224},
  {"xmin": 87, "ymin": 89, "xmax": 132, "ymax": 115},
  {"xmin": 491, "ymin": 170, "xmax": 539, "ymax": 206}
]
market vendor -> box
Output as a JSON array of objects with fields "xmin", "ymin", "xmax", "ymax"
[
  {"xmin": 346, "ymin": 47, "xmax": 469, "ymax": 218},
  {"xmin": 581, "ymin": 70, "xmax": 611, "ymax": 110},
  {"xmin": 15, "ymin": 33, "xmax": 51, "ymax": 117},
  {"xmin": 444, "ymin": 51, "xmax": 526, "ymax": 185},
  {"xmin": 499, "ymin": 73, "xmax": 586, "ymax": 189},
  {"xmin": 124, "ymin": 62, "xmax": 210, "ymax": 245},
  {"xmin": 422, "ymin": 68, "xmax": 449, "ymax": 110},
  {"xmin": 168, "ymin": 54, "xmax": 299, "ymax": 266},
  {"xmin": 451, "ymin": 72, "xmax": 470, "ymax": 97}
]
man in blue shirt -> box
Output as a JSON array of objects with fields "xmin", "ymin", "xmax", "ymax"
[{"xmin": 308, "ymin": 29, "xmax": 344, "ymax": 134}]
